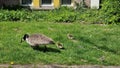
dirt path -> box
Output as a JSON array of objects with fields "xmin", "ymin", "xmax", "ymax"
[{"xmin": 0, "ymin": 64, "xmax": 120, "ymax": 68}]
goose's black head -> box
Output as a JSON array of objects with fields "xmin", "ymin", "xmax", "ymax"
[
  {"xmin": 23, "ymin": 34, "xmax": 29, "ymax": 41},
  {"xmin": 21, "ymin": 34, "xmax": 29, "ymax": 43}
]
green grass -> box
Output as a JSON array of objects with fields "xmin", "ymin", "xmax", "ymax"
[{"xmin": 0, "ymin": 21, "xmax": 120, "ymax": 65}]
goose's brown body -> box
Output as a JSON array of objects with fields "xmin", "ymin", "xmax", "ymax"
[{"xmin": 26, "ymin": 34, "xmax": 55, "ymax": 46}]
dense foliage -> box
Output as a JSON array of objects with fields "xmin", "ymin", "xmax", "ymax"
[
  {"xmin": 75, "ymin": 0, "xmax": 120, "ymax": 24},
  {"xmin": 0, "ymin": 0, "xmax": 120, "ymax": 24},
  {"xmin": 0, "ymin": 7, "xmax": 77, "ymax": 22},
  {"xmin": 99, "ymin": 0, "xmax": 120, "ymax": 24}
]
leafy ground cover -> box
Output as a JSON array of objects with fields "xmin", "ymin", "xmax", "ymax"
[{"xmin": 0, "ymin": 21, "xmax": 120, "ymax": 65}]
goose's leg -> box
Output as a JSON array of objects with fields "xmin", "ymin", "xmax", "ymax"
[
  {"xmin": 44, "ymin": 45, "xmax": 47, "ymax": 52},
  {"xmin": 31, "ymin": 45, "xmax": 39, "ymax": 50}
]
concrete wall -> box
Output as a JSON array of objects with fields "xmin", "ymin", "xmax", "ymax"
[{"xmin": 90, "ymin": 0, "xmax": 100, "ymax": 9}]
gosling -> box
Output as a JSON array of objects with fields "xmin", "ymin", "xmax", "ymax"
[{"xmin": 21, "ymin": 34, "xmax": 64, "ymax": 52}]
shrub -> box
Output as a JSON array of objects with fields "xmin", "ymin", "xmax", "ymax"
[
  {"xmin": 76, "ymin": 0, "xmax": 120, "ymax": 24},
  {"xmin": 0, "ymin": 9, "xmax": 46, "ymax": 22},
  {"xmin": 0, "ymin": 9, "xmax": 29, "ymax": 21},
  {"xmin": 47, "ymin": 7, "xmax": 77, "ymax": 23},
  {"xmin": 99, "ymin": 0, "xmax": 120, "ymax": 24}
]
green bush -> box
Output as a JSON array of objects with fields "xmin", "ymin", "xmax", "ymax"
[
  {"xmin": 51, "ymin": 11, "xmax": 76, "ymax": 22},
  {"xmin": 99, "ymin": 0, "xmax": 120, "ymax": 24},
  {"xmin": 47, "ymin": 7, "xmax": 77, "ymax": 22},
  {"xmin": 0, "ymin": 9, "xmax": 32, "ymax": 21},
  {"xmin": 0, "ymin": 9, "xmax": 48, "ymax": 22},
  {"xmin": 75, "ymin": 0, "xmax": 120, "ymax": 24}
]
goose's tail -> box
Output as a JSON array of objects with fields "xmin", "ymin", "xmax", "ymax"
[{"xmin": 50, "ymin": 41, "xmax": 56, "ymax": 44}]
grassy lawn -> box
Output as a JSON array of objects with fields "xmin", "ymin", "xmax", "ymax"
[{"xmin": 0, "ymin": 21, "xmax": 120, "ymax": 65}]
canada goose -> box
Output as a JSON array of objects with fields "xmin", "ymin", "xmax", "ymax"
[{"xmin": 21, "ymin": 34, "xmax": 64, "ymax": 52}]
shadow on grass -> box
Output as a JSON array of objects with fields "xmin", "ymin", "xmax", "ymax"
[
  {"xmin": 31, "ymin": 46, "xmax": 61, "ymax": 53},
  {"xmin": 79, "ymin": 37, "xmax": 119, "ymax": 55}
]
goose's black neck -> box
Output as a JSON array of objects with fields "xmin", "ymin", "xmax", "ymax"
[{"xmin": 23, "ymin": 34, "xmax": 29, "ymax": 40}]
